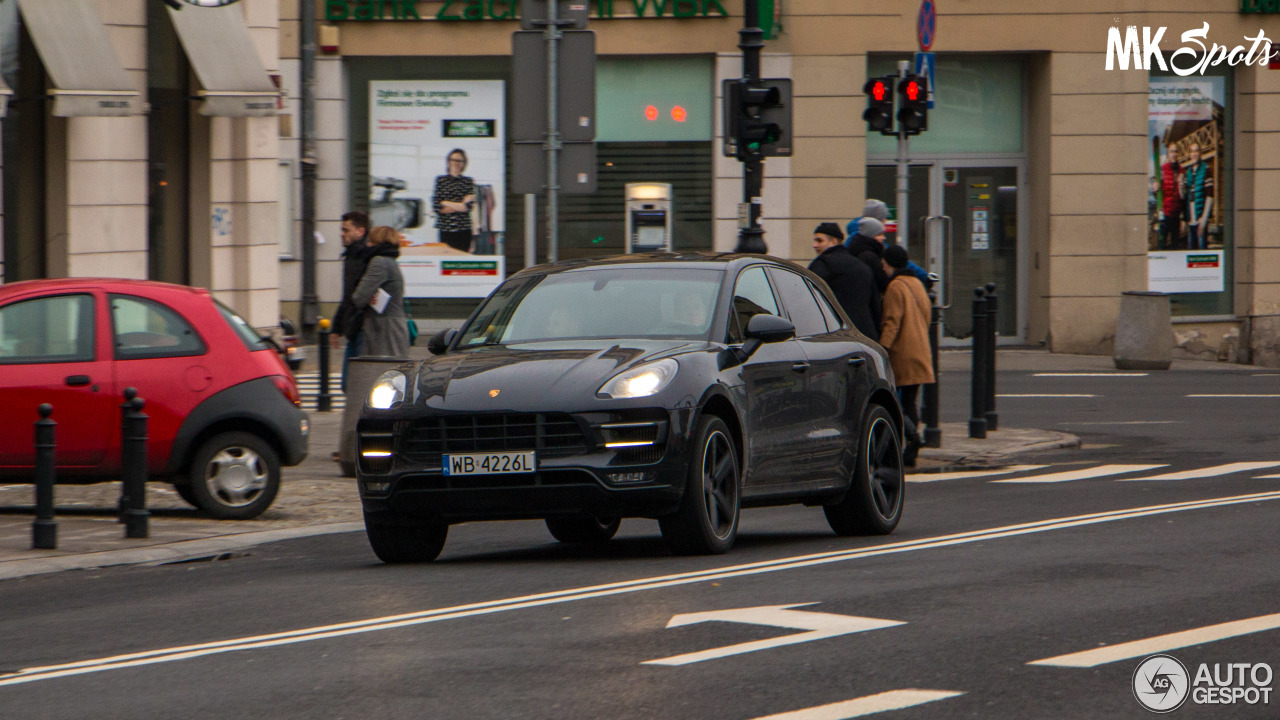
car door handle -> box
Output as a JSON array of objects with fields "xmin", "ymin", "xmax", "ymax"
[
  {"xmin": 791, "ymin": 362, "xmax": 810, "ymax": 373},
  {"xmin": 65, "ymin": 375, "xmax": 91, "ymax": 387},
  {"xmin": 847, "ymin": 357, "xmax": 867, "ymax": 367}
]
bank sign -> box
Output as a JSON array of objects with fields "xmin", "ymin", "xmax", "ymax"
[{"xmin": 326, "ymin": 0, "xmax": 729, "ymax": 21}]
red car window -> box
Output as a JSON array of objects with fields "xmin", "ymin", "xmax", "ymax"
[
  {"xmin": 109, "ymin": 294, "xmax": 207, "ymax": 360},
  {"xmin": 0, "ymin": 294, "xmax": 95, "ymax": 364}
]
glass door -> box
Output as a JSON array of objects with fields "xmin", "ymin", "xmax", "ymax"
[{"xmin": 936, "ymin": 166, "xmax": 1019, "ymax": 339}]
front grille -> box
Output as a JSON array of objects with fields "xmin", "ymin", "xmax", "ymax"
[
  {"xmin": 398, "ymin": 469, "xmax": 599, "ymax": 491},
  {"xmin": 399, "ymin": 413, "xmax": 591, "ymax": 466}
]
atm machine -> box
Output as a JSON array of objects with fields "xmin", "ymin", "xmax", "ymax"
[{"xmin": 624, "ymin": 183, "xmax": 673, "ymax": 253}]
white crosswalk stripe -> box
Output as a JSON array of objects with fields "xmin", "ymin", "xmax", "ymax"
[
  {"xmin": 912, "ymin": 461, "xmax": 1280, "ymax": 485},
  {"xmin": 293, "ymin": 372, "xmax": 346, "ymax": 411},
  {"xmin": 907, "ymin": 465, "xmax": 1047, "ymax": 483},
  {"xmin": 991, "ymin": 464, "xmax": 1167, "ymax": 484},
  {"xmin": 749, "ymin": 690, "xmax": 964, "ymax": 719},
  {"xmin": 1119, "ymin": 461, "xmax": 1280, "ymax": 482}
]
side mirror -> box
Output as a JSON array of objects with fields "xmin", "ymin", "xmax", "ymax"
[
  {"xmin": 740, "ymin": 314, "xmax": 795, "ymax": 359},
  {"xmin": 426, "ymin": 328, "xmax": 457, "ymax": 356}
]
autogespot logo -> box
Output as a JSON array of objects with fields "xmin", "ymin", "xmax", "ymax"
[{"xmin": 1134, "ymin": 654, "xmax": 1190, "ymax": 713}]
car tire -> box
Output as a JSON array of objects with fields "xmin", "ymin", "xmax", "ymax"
[
  {"xmin": 364, "ymin": 513, "xmax": 448, "ymax": 563},
  {"xmin": 545, "ymin": 515, "xmax": 621, "ymax": 544},
  {"xmin": 660, "ymin": 415, "xmax": 740, "ymax": 555},
  {"xmin": 186, "ymin": 432, "xmax": 281, "ymax": 520},
  {"xmin": 824, "ymin": 404, "xmax": 904, "ymax": 536}
]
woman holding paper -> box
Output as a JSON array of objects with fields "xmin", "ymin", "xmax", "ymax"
[{"xmin": 352, "ymin": 225, "xmax": 410, "ymax": 358}]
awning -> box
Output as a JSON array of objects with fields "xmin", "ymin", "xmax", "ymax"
[
  {"xmin": 167, "ymin": 5, "xmax": 279, "ymax": 117},
  {"xmin": 15, "ymin": 0, "xmax": 141, "ymax": 117}
]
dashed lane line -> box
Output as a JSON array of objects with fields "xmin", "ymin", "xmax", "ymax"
[
  {"xmin": 906, "ymin": 465, "xmax": 1047, "ymax": 483},
  {"xmin": 749, "ymin": 690, "xmax": 965, "ymax": 719},
  {"xmin": 3, "ymin": 490, "xmax": 1280, "ymax": 688},
  {"xmin": 1030, "ymin": 613, "xmax": 1280, "ymax": 668},
  {"xmin": 1032, "ymin": 373, "xmax": 1148, "ymax": 377},
  {"xmin": 997, "ymin": 394, "xmax": 1097, "ymax": 398},
  {"xmin": 1120, "ymin": 461, "xmax": 1280, "ymax": 482}
]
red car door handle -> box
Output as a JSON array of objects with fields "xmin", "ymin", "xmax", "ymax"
[{"xmin": 65, "ymin": 375, "xmax": 91, "ymax": 387}]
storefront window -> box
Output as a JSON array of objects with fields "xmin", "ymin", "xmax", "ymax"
[
  {"xmin": 1147, "ymin": 67, "xmax": 1233, "ymax": 317},
  {"xmin": 596, "ymin": 57, "xmax": 712, "ymax": 142}
]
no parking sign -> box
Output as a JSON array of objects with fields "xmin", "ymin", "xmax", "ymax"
[{"xmin": 917, "ymin": 0, "xmax": 936, "ymax": 51}]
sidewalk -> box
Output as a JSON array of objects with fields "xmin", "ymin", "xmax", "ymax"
[{"xmin": 0, "ymin": 351, "xmax": 1095, "ymax": 580}]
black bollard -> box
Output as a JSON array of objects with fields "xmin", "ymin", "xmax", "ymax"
[
  {"xmin": 120, "ymin": 389, "xmax": 150, "ymax": 539},
  {"xmin": 32, "ymin": 404, "xmax": 57, "ymax": 550},
  {"xmin": 317, "ymin": 318, "xmax": 333, "ymax": 413},
  {"xmin": 923, "ymin": 292, "xmax": 942, "ymax": 448},
  {"xmin": 969, "ymin": 288, "xmax": 988, "ymax": 439},
  {"xmin": 984, "ymin": 283, "xmax": 999, "ymax": 431}
]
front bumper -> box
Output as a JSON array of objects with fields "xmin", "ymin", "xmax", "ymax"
[{"xmin": 357, "ymin": 407, "xmax": 697, "ymax": 523}]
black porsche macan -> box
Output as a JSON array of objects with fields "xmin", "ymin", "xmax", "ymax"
[{"xmin": 356, "ymin": 253, "xmax": 906, "ymax": 562}]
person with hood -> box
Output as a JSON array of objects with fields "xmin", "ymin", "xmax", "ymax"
[
  {"xmin": 879, "ymin": 244, "xmax": 934, "ymax": 465},
  {"xmin": 808, "ymin": 222, "xmax": 880, "ymax": 340},
  {"xmin": 848, "ymin": 198, "xmax": 936, "ymax": 291},
  {"xmin": 352, "ymin": 225, "xmax": 411, "ymax": 358}
]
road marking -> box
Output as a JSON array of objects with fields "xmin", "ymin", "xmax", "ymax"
[
  {"xmin": 1059, "ymin": 421, "xmax": 1182, "ymax": 426},
  {"xmin": 643, "ymin": 604, "xmax": 903, "ymax": 666},
  {"xmin": 997, "ymin": 394, "xmax": 1097, "ymax": 398},
  {"xmin": 991, "ymin": 464, "xmax": 1167, "ymax": 484},
  {"xmin": 1120, "ymin": 462, "xmax": 1280, "ymax": 482},
  {"xmin": 1030, "ymin": 613, "xmax": 1280, "ymax": 668},
  {"xmin": 749, "ymin": 690, "xmax": 964, "ymax": 719},
  {"xmin": 1187, "ymin": 394, "xmax": 1280, "ymax": 398},
  {"xmin": 1252, "ymin": 474, "xmax": 1280, "ymax": 479},
  {"xmin": 4, "ymin": 491, "xmax": 1280, "ymax": 688},
  {"xmin": 907, "ymin": 465, "xmax": 1046, "ymax": 483},
  {"xmin": 1033, "ymin": 372, "xmax": 1148, "ymax": 377}
]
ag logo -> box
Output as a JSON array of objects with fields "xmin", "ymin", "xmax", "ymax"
[{"xmin": 1134, "ymin": 654, "xmax": 1190, "ymax": 713}]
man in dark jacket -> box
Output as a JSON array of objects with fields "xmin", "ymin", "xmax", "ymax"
[
  {"xmin": 332, "ymin": 210, "xmax": 371, "ymax": 393},
  {"xmin": 809, "ymin": 222, "xmax": 880, "ymax": 341},
  {"xmin": 846, "ymin": 216, "xmax": 891, "ymax": 293}
]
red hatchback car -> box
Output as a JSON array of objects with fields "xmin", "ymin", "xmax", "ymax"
[{"xmin": 0, "ymin": 279, "xmax": 309, "ymax": 519}]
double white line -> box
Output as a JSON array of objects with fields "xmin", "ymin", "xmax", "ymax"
[{"xmin": 4, "ymin": 490, "xmax": 1280, "ymax": 688}]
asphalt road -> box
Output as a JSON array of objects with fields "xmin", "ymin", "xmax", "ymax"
[{"xmin": 0, "ymin": 363, "xmax": 1277, "ymax": 719}]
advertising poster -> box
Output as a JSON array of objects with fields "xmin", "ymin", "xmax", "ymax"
[
  {"xmin": 369, "ymin": 80, "xmax": 506, "ymax": 298},
  {"xmin": 1147, "ymin": 77, "xmax": 1226, "ymax": 294}
]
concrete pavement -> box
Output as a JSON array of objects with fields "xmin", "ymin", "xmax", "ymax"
[{"xmin": 0, "ymin": 347, "xmax": 1127, "ymax": 580}]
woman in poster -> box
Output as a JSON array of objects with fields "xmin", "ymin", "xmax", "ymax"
[{"xmin": 432, "ymin": 148, "xmax": 477, "ymax": 252}]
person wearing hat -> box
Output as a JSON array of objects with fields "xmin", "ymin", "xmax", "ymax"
[
  {"xmin": 846, "ymin": 216, "xmax": 892, "ymax": 293},
  {"xmin": 879, "ymin": 243, "xmax": 934, "ymax": 465},
  {"xmin": 809, "ymin": 222, "xmax": 880, "ymax": 341},
  {"xmin": 848, "ymin": 198, "xmax": 937, "ymax": 292}
]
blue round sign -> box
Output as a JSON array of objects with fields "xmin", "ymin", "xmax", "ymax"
[{"xmin": 917, "ymin": 0, "xmax": 936, "ymax": 51}]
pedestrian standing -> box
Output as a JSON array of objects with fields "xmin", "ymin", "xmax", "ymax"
[
  {"xmin": 809, "ymin": 222, "xmax": 880, "ymax": 341},
  {"xmin": 352, "ymin": 226, "xmax": 411, "ymax": 358},
  {"xmin": 879, "ymin": 244, "xmax": 935, "ymax": 466},
  {"xmin": 332, "ymin": 210, "xmax": 371, "ymax": 393},
  {"xmin": 847, "ymin": 216, "xmax": 891, "ymax": 293}
]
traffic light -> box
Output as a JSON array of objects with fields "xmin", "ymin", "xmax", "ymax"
[
  {"xmin": 862, "ymin": 75, "xmax": 895, "ymax": 136},
  {"xmin": 722, "ymin": 79, "xmax": 792, "ymax": 160},
  {"xmin": 897, "ymin": 74, "xmax": 928, "ymax": 135}
]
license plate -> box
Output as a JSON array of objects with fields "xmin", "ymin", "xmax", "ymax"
[{"xmin": 442, "ymin": 451, "xmax": 536, "ymax": 476}]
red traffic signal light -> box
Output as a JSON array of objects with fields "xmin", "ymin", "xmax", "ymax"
[
  {"xmin": 869, "ymin": 79, "xmax": 888, "ymax": 102},
  {"xmin": 862, "ymin": 76, "xmax": 896, "ymax": 136},
  {"xmin": 896, "ymin": 74, "xmax": 928, "ymax": 136},
  {"xmin": 903, "ymin": 79, "xmax": 922, "ymax": 102}
]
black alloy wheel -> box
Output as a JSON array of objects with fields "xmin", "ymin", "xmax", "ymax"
[
  {"xmin": 545, "ymin": 515, "xmax": 622, "ymax": 544},
  {"xmin": 660, "ymin": 415, "xmax": 740, "ymax": 555},
  {"xmin": 364, "ymin": 513, "xmax": 449, "ymax": 563},
  {"xmin": 824, "ymin": 404, "xmax": 904, "ymax": 536}
]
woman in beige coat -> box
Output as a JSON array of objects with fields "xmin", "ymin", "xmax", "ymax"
[{"xmin": 879, "ymin": 244, "xmax": 935, "ymax": 464}]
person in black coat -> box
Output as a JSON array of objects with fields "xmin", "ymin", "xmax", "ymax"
[
  {"xmin": 809, "ymin": 222, "xmax": 881, "ymax": 341},
  {"xmin": 845, "ymin": 216, "xmax": 891, "ymax": 293},
  {"xmin": 332, "ymin": 210, "xmax": 372, "ymax": 393}
]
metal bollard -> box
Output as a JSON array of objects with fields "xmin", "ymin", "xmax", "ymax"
[
  {"xmin": 984, "ymin": 282, "xmax": 999, "ymax": 431},
  {"xmin": 317, "ymin": 317, "xmax": 333, "ymax": 413},
  {"xmin": 922, "ymin": 292, "xmax": 942, "ymax": 448},
  {"xmin": 120, "ymin": 388, "xmax": 150, "ymax": 539},
  {"xmin": 969, "ymin": 288, "xmax": 988, "ymax": 439},
  {"xmin": 32, "ymin": 404, "xmax": 57, "ymax": 550}
]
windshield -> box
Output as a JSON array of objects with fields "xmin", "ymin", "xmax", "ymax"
[{"xmin": 457, "ymin": 268, "xmax": 722, "ymax": 346}]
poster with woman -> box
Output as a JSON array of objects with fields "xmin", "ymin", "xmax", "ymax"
[
  {"xmin": 1147, "ymin": 76, "xmax": 1226, "ymax": 294},
  {"xmin": 369, "ymin": 80, "xmax": 506, "ymax": 298}
]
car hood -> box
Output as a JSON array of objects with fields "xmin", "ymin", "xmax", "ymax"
[{"xmin": 408, "ymin": 339, "xmax": 709, "ymax": 412}]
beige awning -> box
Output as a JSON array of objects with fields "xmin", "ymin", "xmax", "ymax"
[
  {"xmin": 167, "ymin": 5, "xmax": 279, "ymax": 117},
  {"xmin": 15, "ymin": 0, "xmax": 140, "ymax": 117}
]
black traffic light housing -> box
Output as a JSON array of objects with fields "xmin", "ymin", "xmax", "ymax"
[
  {"xmin": 897, "ymin": 74, "xmax": 928, "ymax": 136},
  {"xmin": 862, "ymin": 75, "xmax": 896, "ymax": 136},
  {"xmin": 722, "ymin": 79, "xmax": 793, "ymax": 160}
]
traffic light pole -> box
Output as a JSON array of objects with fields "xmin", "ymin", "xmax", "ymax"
[
  {"xmin": 895, "ymin": 60, "xmax": 910, "ymax": 253},
  {"xmin": 735, "ymin": 0, "xmax": 767, "ymax": 254}
]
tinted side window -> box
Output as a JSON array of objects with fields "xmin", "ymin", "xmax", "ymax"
[
  {"xmin": 0, "ymin": 294, "xmax": 95, "ymax": 364},
  {"xmin": 111, "ymin": 295, "xmax": 206, "ymax": 359},
  {"xmin": 771, "ymin": 270, "xmax": 828, "ymax": 338},
  {"xmin": 729, "ymin": 266, "xmax": 780, "ymax": 343},
  {"xmin": 809, "ymin": 281, "xmax": 844, "ymax": 332}
]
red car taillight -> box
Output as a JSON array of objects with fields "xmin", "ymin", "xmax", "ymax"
[{"xmin": 271, "ymin": 375, "xmax": 302, "ymax": 407}]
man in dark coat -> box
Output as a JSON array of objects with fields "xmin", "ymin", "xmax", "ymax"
[
  {"xmin": 809, "ymin": 222, "xmax": 881, "ymax": 341},
  {"xmin": 332, "ymin": 210, "xmax": 371, "ymax": 393},
  {"xmin": 846, "ymin": 216, "xmax": 891, "ymax": 293}
]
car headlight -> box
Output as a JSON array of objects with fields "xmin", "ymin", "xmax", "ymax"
[
  {"xmin": 368, "ymin": 371, "xmax": 407, "ymax": 409},
  {"xmin": 599, "ymin": 359, "xmax": 679, "ymax": 399}
]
